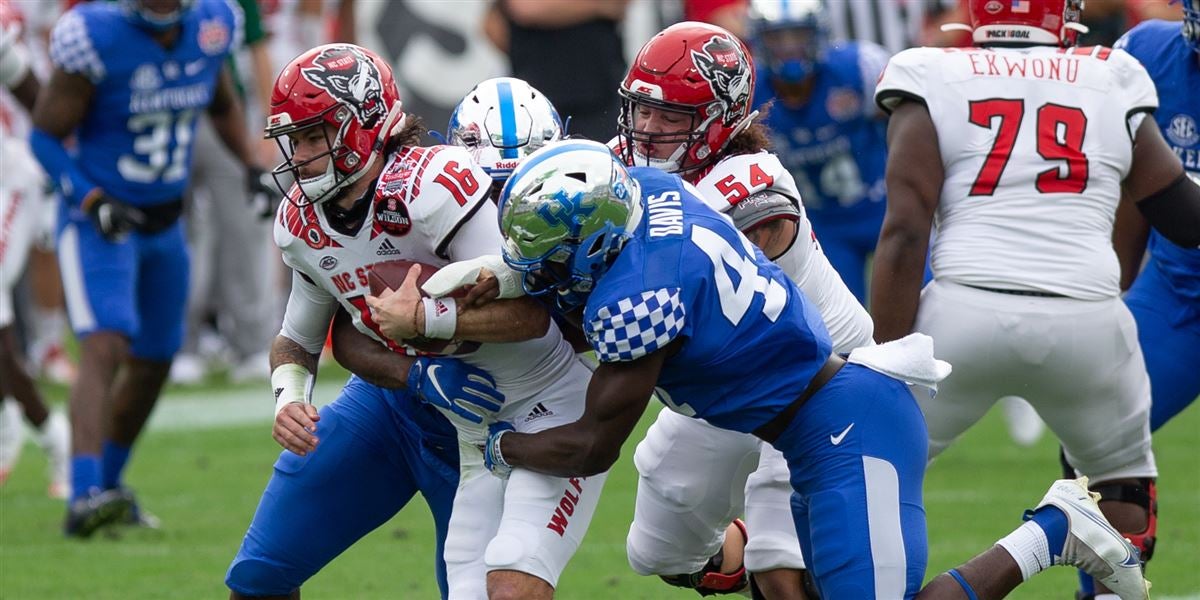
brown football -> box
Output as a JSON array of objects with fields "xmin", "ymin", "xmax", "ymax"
[{"xmin": 367, "ymin": 260, "xmax": 480, "ymax": 356}]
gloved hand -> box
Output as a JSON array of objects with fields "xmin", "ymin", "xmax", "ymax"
[
  {"xmin": 407, "ymin": 356, "xmax": 504, "ymax": 425},
  {"xmin": 484, "ymin": 421, "xmax": 516, "ymax": 479},
  {"xmin": 82, "ymin": 190, "xmax": 146, "ymax": 242},
  {"xmin": 246, "ymin": 166, "xmax": 282, "ymax": 219}
]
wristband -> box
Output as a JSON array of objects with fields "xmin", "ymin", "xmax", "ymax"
[
  {"xmin": 422, "ymin": 297, "xmax": 458, "ymax": 339},
  {"xmin": 271, "ymin": 363, "xmax": 314, "ymax": 416}
]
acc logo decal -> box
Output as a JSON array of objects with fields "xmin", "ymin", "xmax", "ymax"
[
  {"xmin": 319, "ymin": 256, "xmax": 338, "ymax": 270},
  {"xmin": 985, "ymin": 0, "xmax": 1004, "ymax": 13}
]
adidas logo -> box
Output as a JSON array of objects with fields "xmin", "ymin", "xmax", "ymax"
[
  {"xmin": 274, "ymin": 387, "xmax": 285, "ymax": 400},
  {"xmin": 376, "ymin": 238, "xmax": 402, "ymax": 256},
  {"xmin": 524, "ymin": 402, "xmax": 554, "ymax": 423}
]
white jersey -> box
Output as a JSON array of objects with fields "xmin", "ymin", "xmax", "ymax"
[
  {"xmin": 695, "ymin": 151, "xmax": 873, "ymax": 352},
  {"xmin": 274, "ymin": 144, "xmax": 577, "ymax": 435},
  {"xmin": 876, "ymin": 45, "xmax": 1159, "ymax": 300}
]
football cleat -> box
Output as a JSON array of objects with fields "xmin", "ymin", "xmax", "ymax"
[
  {"xmin": 1032, "ymin": 477, "xmax": 1150, "ymax": 600},
  {"xmin": 36, "ymin": 411, "xmax": 71, "ymax": 499},
  {"xmin": 0, "ymin": 399, "xmax": 24, "ymax": 485},
  {"xmin": 114, "ymin": 486, "xmax": 162, "ymax": 529},
  {"xmin": 64, "ymin": 488, "xmax": 134, "ymax": 538}
]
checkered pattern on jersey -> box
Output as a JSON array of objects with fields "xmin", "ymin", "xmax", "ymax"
[
  {"xmin": 587, "ymin": 288, "xmax": 686, "ymax": 362},
  {"xmin": 50, "ymin": 11, "xmax": 105, "ymax": 83}
]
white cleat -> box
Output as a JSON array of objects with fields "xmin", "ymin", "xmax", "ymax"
[
  {"xmin": 1035, "ymin": 477, "xmax": 1151, "ymax": 600},
  {"xmin": 0, "ymin": 399, "xmax": 26, "ymax": 484},
  {"xmin": 36, "ymin": 411, "xmax": 71, "ymax": 499}
]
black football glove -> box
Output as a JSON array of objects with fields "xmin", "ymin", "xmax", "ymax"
[
  {"xmin": 247, "ymin": 166, "xmax": 282, "ymax": 220},
  {"xmin": 82, "ymin": 191, "xmax": 146, "ymax": 243}
]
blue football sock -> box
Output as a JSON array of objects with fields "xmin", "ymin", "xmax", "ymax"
[
  {"xmin": 71, "ymin": 455, "xmax": 102, "ymax": 502},
  {"xmin": 1029, "ymin": 505, "xmax": 1069, "ymax": 560},
  {"xmin": 101, "ymin": 440, "xmax": 132, "ymax": 490}
]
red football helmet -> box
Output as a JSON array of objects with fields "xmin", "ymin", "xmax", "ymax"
[
  {"xmin": 266, "ymin": 43, "xmax": 405, "ymax": 205},
  {"xmin": 617, "ymin": 22, "xmax": 757, "ymax": 174},
  {"xmin": 945, "ymin": 0, "xmax": 1089, "ymax": 47}
]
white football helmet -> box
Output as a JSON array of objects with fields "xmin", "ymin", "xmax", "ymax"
[{"xmin": 447, "ymin": 77, "xmax": 563, "ymax": 186}]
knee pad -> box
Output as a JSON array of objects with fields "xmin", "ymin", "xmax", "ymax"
[
  {"xmin": 1092, "ymin": 479, "xmax": 1157, "ymax": 563},
  {"xmin": 658, "ymin": 520, "xmax": 750, "ymax": 597}
]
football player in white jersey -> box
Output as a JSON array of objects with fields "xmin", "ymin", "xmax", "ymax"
[
  {"xmin": 252, "ymin": 45, "xmax": 606, "ymax": 600},
  {"xmin": 872, "ymin": 0, "xmax": 1200, "ymax": 596},
  {"xmin": 612, "ymin": 21, "xmax": 872, "ymax": 599},
  {"xmin": 0, "ymin": 0, "xmax": 70, "ymax": 500}
]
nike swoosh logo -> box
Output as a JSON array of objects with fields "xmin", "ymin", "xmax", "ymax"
[{"xmin": 831, "ymin": 423, "xmax": 854, "ymax": 445}]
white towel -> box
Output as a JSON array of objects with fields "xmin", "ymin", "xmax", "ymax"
[{"xmin": 847, "ymin": 333, "xmax": 952, "ymax": 396}]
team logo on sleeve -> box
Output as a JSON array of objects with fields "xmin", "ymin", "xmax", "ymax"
[
  {"xmin": 198, "ymin": 18, "xmax": 230, "ymax": 56},
  {"xmin": 301, "ymin": 46, "xmax": 387, "ymax": 129},
  {"xmin": 691, "ymin": 36, "xmax": 751, "ymax": 127},
  {"xmin": 1166, "ymin": 114, "xmax": 1198, "ymax": 148}
]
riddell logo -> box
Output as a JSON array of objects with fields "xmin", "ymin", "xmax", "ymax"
[
  {"xmin": 546, "ymin": 477, "xmax": 585, "ymax": 536},
  {"xmin": 377, "ymin": 238, "xmax": 402, "ymax": 256},
  {"xmin": 524, "ymin": 402, "xmax": 554, "ymax": 423}
]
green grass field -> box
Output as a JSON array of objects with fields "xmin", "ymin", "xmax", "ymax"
[{"xmin": 1, "ymin": 371, "xmax": 1197, "ymax": 599}]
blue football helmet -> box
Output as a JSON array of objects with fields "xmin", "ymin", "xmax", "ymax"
[
  {"xmin": 120, "ymin": 0, "xmax": 195, "ymax": 31},
  {"xmin": 748, "ymin": 0, "xmax": 829, "ymax": 84},
  {"xmin": 1183, "ymin": 0, "xmax": 1200, "ymax": 53},
  {"xmin": 448, "ymin": 77, "xmax": 563, "ymax": 193},
  {"xmin": 497, "ymin": 140, "xmax": 643, "ymax": 311}
]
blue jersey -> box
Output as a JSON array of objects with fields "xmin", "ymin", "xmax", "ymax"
[
  {"xmin": 582, "ymin": 168, "xmax": 833, "ymax": 433},
  {"xmin": 753, "ymin": 42, "xmax": 890, "ymax": 219},
  {"xmin": 48, "ymin": 0, "xmax": 240, "ymax": 206},
  {"xmin": 1116, "ymin": 21, "xmax": 1200, "ymax": 301}
]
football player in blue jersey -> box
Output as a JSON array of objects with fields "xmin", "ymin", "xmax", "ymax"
[
  {"xmin": 454, "ymin": 139, "xmax": 1151, "ymax": 599},
  {"xmin": 28, "ymin": 0, "xmax": 278, "ymax": 537},
  {"xmin": 747, "ymin": 0, "xmax": 890, "ymax": 303},
  {"xmin": 1112, "ymin": 2, "xmax": 1200, "ymax": 434},
  {"xmin": 1061, "ymin": 8, "xmax": 1200, "ymax": 600}
]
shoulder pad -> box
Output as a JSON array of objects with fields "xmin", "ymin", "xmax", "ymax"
[
  {"xmin": 377, "ymin": 145, "xmax": 492, "ymax": 258},
  {"xmin": 874, "ymin": 47, "xmax": 942, "ymax": 114},
  {"xmin": 695, "ymin": 152, "xmax": 793, "ymax": 213}
]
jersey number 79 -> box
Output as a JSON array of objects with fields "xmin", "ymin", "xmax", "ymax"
[{"xmin": 968, "ymin": 99, "xmax": 1089, "ymax": 196}]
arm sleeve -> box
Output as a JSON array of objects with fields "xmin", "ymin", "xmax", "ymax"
[
  {"xmin": 48, "ymin": 10, "xmax": 105, "ymax": 84},
  {"xmin": 585, "ymin": 288, "xmax": 686, "ymax": 363},
  {"xmin": 29, "ymin": 128, "xmax": 98, "ymax": 205},
  {"xmin": 235, "ymin": 0, "xmax": 266, "ymax": 46},
  {"xmin": 874, "ymin": 47, "xmax": 932, "ymax": 114},
  {"xmin": 1109, "ymin": 48, "xmax": 1158, "ymax": 142},
  {"xmin": 280, "ymin": 269, "xmax": 338, "ymax": 354}
]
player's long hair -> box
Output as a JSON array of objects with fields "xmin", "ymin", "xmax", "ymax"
[
  {"xmin": 383, "ymin": 114, "xmax": 429, "ymax": 154},
  {"xmin": 722, "ymin": 103, "xmax": 774, "ymax": 157}
]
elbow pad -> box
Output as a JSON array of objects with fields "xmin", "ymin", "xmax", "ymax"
[{"xmin": 1137, "ymin": 173, "xmax": 1200, "ymax": 249}]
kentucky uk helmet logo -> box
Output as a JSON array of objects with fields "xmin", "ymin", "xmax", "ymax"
[
  {"xmin": 690, "ymin": 35, "xmax": 751, "ymax": 126},
  {"xmin": 301, "ymin": 46, "xmax": 386, "ymax": 129}
]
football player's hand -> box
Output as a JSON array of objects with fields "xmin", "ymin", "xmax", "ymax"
[
  {"xmin": 407, "ymin": 356, "xmax": 504, "ymax": 425},
  {"xmin": 273, "ymin": 402, "xmax": 320, "ymax": 456},
  {"xmin": 82, "ymin": 190, "xmax": 146, "ymax": 242},
  {"xmin": 246, "ymin": 165, "xmax": 281, "ymax": 220},
  {"xmin": 460, "ymin": 271, "xmax": 501, "ymax": 311},
  {"xmin": 366, "ymin": 264, "xmax": 423, "ymax": 340},
  {"xmin": 483, "ymin": 421, "xmax": 515, "ymax": 479}
]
